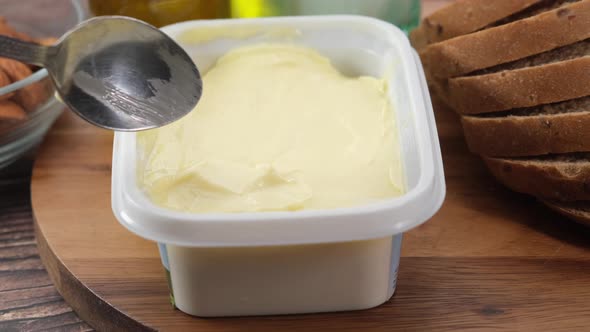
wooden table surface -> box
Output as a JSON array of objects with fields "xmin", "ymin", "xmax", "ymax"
[
  {"xmin": 28, "ymin": 81, "xmax": 590, "ymax": 332},
  {"xmin": 0, "ymin": 158, "xmax": 92, "ymax": 331},
  {"xmin": 2, "ymin": 1, "xmax": 589, "ymax": 331}
]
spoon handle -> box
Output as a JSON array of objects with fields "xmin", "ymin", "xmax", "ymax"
[{"xmin": 0, "ymin": 35, "xmax": 50, "ymax": 67}]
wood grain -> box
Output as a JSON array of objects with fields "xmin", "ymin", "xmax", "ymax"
[
  {"xmin": 0, "ymin": 159, "xmax": 92, "ymax": 332},
  {"xmin": 28, "ymin": 78, "xmax": 590, "ymax": 332},
  {"xmin": 4, "ymin": 1, "xmax": 590, "ymax": 331}
]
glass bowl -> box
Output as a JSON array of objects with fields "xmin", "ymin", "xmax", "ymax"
[{"xmin": 0, "ymin": 0, "xmax": 85, "ymax": 169}]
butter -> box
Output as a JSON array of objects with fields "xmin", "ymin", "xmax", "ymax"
[
  {"xmin": 138, "ymin": 44, "xmax": 404, "ymax": 213},
  {"xmin": 177, "ymin": 26, "xmax": 301, "ymax": 45}
]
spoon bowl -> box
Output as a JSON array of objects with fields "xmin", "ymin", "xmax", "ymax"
[{"xmin": 0, "ymin": 16, "xmax": 202, "ymax": 131}]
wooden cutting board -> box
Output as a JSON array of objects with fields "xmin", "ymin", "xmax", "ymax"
[{"xmin": 31, "ymin": 95, "xmax": 590, "ymax": 331}]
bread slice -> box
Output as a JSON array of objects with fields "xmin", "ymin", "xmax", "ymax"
[
  {"xmin": 410, "ymin": 0, "xmax": 541, "ymax": 49},
  {"xmin": 486, "ymin": 0, "xmax": 578, "ymax": 28},
  {"xmin": 469, "ymin": 37, "xmax": 590, "ymax": 75},
  {"xmin": 484, "ymin": 154, "xmax": 590, "ymax": 200},
  {"xmin": 420, "ymin": 0, "xmax": 590, "ymax": 79},
  {"xmin": 542, "ymin": 200, "xmax": 590, "ymax": 225},
  {"xmin": 461, "ymin": 96, "xmax": 590, "ymax": 157},
  {"xmin": 447, "ymin": 53, "xmax": 590, "ymax": 114},
  {"xmin": 410, "ymin": 26, "xmax": 429, "ymax": 50},
  {"xmin": 410, "ymin": 0, "xmax": 575, "ymax": 50}
]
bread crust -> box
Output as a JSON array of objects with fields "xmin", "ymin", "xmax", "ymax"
[
  {"xmin": 447, "ymin": 57, "xmax": 590, "ymax": 114},
  {"xmin": 461, "ymin": 111, "xmax": 590, "ymax": 157},
  {"xmin": 484, "ymin": 156, "xmax": 590, "ymax": 200},
  {"xmin": 409, "ymin": 26, "xmax": 428, "ymax": 50},
  {"xmin": 416, "ymin": 0, "xmax": 590, "ymax": 225},
  {"xmin": 420, "ymin": 0, "xmax": 590, "ymax": 79},
  {"xmin": 542, "ymin": 200, "xmax": 590, "ymax": 225},
  {"xmin": 419, "ymin": 0, "xmax": 541, "ymax": 45}
]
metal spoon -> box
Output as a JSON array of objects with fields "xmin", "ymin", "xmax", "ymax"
[{"xmin": 0, "ymin": 16, "xmax": 202, "ymax": 131}]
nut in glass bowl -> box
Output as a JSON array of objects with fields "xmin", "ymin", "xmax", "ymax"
[{"xmin": 0, "ymin": 0, "xmax": 85, "ymax": 169}]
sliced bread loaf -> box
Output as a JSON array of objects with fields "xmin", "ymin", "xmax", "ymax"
[
  {"xmin": 420, "ymin": 0, "xmax": 590, "ymax": 79},
  {"xmin": 484, "ymin": 154, "xmax": 590, "ymax": 200},
  {"xmin": 447, "ymin": 50, "xmax": 590, "ymax": 114},
  {"xmin": 542, "ymin": 200, "xmax": 590, "ymax": 225},
  {"xmin": 461, "ymin": 96, "xmax": 590, "ymax": 157},
  {"xmin": 410, "ymin": 0, "xmax": 541, "ymax": 48}
]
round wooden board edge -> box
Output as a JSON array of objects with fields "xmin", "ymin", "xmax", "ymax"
[{"xmin": 33, "ymin": 216, "xmax": 155, "ymax": 332}]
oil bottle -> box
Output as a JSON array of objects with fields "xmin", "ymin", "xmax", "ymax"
[{"xmin": 88, "ymin": 0, "xmax": 230, "ymax": 27}]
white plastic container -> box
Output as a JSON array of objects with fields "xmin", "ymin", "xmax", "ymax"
[{"xmin": 111, "ymin": 16, "xmax": 445, "ymax": 317}]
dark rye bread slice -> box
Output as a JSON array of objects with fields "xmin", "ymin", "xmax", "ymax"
[
  {"xmin": 484, "ymin": 153, "xmax": 590, "ymax": 201},
  {"xmin": 470, "ymin": 37, "xmax": 590, "ymax": 75},
  {"xmin": 420, "ymin": 0, "xmax": 590, "ymax": 79},
  {"xmin": 411, "ymin": 0, "xmax": 575, "ymax": 50},
  {"xmin": 485, "ymin": 0, "xmax": 578, "ymax": 28},
  {"xmin": 542, "ymin": 200, "xmax": 590, "ymax": 225},
  {"xmin": 409, "ymin": 0, "xmax": 541, "ymax": 49},
  {"xmin": 446, "ymin": 39, "xmax": 590, "ymax": 114},
  {"xmin": 461, "ymin": 96, "xmax": 590, "ymax": 157},
  {"xmin": 409, "ymin": 27, "xmax": 429, "ymax": 51}
]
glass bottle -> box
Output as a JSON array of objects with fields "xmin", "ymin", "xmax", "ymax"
[
  {"xmin": 88, "ymin": 0, "xmax": 230, "ymax": 27},
  {"xmin": 230, "ymin": 0, "xmax": 420, "ymax": 32}
]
